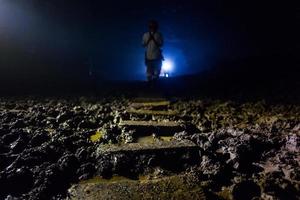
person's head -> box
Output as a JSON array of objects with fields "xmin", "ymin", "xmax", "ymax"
[{"xmin": 148, "ymin": 20, "xmax": 159, "ymax": 32}]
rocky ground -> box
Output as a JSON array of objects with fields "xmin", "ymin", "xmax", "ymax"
[{"xmin": 0, "ymin": 96, "xmax": 299, "ymax": 200}]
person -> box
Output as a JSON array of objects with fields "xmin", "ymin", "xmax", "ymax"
[{"xmin": 142, "ymin": 20, "xmax": 164, "ymax": 83}]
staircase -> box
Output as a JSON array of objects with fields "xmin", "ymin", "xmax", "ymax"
[{"xmin": 68, "ymin": 97, "xmax": 206, "ymax": 200}]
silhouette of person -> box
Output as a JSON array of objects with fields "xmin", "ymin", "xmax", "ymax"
[{"xmin": 142, "ymin": 20, "xmax": 164, "ymax": 82}]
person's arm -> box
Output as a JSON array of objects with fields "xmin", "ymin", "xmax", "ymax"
[
  {"xmin": 156, "ymin": 32, "xmax": 164, "ymax": 47},
  {"xmin": 142, "ymin": 33, "xmax": 148, "ymax": 47}
]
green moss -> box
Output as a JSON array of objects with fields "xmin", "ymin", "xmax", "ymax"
[{"xmin": 90, "ymin": 130, "xmax": 103, "ymax": 142}]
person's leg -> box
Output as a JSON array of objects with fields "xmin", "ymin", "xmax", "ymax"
[
  {"xmin": 150, "ymin": 60, "xmax": 161, "ymax": 89},
  {"xmin": 147, "ymin": 60, "xmax": 155, "ymax": 82},
  {"xmin": 146, "ymin": 61, "xmax": 153, "ymax": 82},
  {"xmin": 153, "ymin": 60, "xmax": 162, "ymax": 80}
]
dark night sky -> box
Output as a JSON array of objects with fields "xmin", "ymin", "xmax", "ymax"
[{"xmin": 0, "ymin": 0, "xmax": 299, "ymax": 86}]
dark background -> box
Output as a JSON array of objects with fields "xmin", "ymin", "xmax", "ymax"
[{"xmin": 0, "ymin": 0, "xmax": 299, "ymax": 95}]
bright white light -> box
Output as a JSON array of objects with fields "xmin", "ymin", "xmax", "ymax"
[
  {"xmin": 162, "ymin": 59, "xmax": 173, "ymax": 72},
  {"xmin": 165, "ymin": 73, "xmax": 169, "ymax": 77}
]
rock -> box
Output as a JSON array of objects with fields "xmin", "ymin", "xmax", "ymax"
[
  {"xmin": 199, "ymin": 156, "xmax": 221, "ymax": 179},
  {"xmin": 235, "ymin": 143, "xmax": 254, "ymax": 170},
  {"xmin": 29, "ymin": 131, "xmax": 50, "ymax": 147},
  {"xmin": 78, "ymin": 120, "xmax": 97, "ymax": 129},
  {"xmin": 31, "ymin": 163, "xmax": 68, "ymax": 199},
  {"xmin": 56, "ymin": 112, "xmax": 73, "ymax": 123},
  {"xmin": 88, "ymin": 104, "xmax": 100, "ymax": 111},
  {"xmin": 47, "ymin": 109, "xmax": 59, "ymax": 118},
  {"xmin": 75, "ymin": 148, "xmax": 88, "ymax": 162},
  {"xmin": 2, "ymin": 112, "xmax": 16, "ymax": 124},
  {"xmin": 2, "ymin": 132, "xmax": 19, "ymax": 144},
  {"xmin": 58, "ymin": 154, "xmax": 79, "ymax": 179},
  {"xmin": 9, "ymin": 135, "xmax": 28, "ymax": 154},
  {"xmin": 232, "ymin": 180, "xmax": 261, "ymax": 200},
  {"xmin": 285, "ymin": 134, "xmax": 298, "ymax": 152},
  {"xmin": 292, "ymin": 123, "xmax": 300, "ymax": 132},
  {"xmin": 173, "ymin": 131, "xmax": 189, "ymax": 140},
  {"xmin": 6, "ymin": 167, "xmax": 34, "ymax": 196},
  {"xmin": 111, "ymin": 153, "xmax": 133, "ymax": 176},
  {"xmin": 11, "ymin": 119, "xmax": 26, "ymax": 128},
  {"xmin": 96, "ymin": 156, "xmax": 113, "ymax": 178},
  {"xmin": 0, "ymin": 127, "xmax": 9, "ymax": 137},
  {"xmin": 76, "ymin": 163, "xmax": 95, "ymax": 180},
  {"xmin": 73, "ymin": 106, "xmax": 84, "ymax": 113}
]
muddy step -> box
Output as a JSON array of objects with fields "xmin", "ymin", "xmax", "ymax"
[
  {"xmin": 131, "ymin": 97, "xmax": 168, "ymax": 103},
  {"xmin": 95, "ymin": 139, "xmax": 201, "ymax": 174},
  {"xmin": 127, "ymin": 108, "xmax": 178, "ymax": 116},
  {"xmin": 119, "ymin": 120, "xmax": 182, "ymax": 128},
  {"xmin": 68, "ymin": 173, "xmax": 206, "ymax": 200},
  {"xmin": 130, "ymin": 100, "xmax": 171, "ymax": 110},
  {"xmin": 119, "ymin": 120, "xmax": 184, "ymax": 135},
  {"xmin": 130, "ymin": 98, "xmax": 172, "ymax": 110},
  {"xmin": 130, "ymin": 100, "xmax": 170, "ymax": 107},
  {"xmin": 98, "ymin": 139, "xmax": 198, "ymax": 153}
]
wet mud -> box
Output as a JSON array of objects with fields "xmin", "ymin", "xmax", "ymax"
[{"xmin": 0, "ymin": 97, "xmax": 299, "ymax": 199}]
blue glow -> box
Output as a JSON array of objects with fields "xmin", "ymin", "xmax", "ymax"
[{"xmin": 162, "ymin": 59, "xmax": 174, "ymax": 72}]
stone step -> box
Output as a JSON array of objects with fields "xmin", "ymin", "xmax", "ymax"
[
  {"xmin": 95, "ymin": 139, "xmax": 200, "ymax": 174},
  {"xmin": 127, "ymin": 108, "xmax": 178, "ymax": 116},
  {"xmin": 68, "ymin": 173, "xmax": 206, "ymax": 200},
  {"xmin": 131, "ymin": 97, "xmax": 168, "ymax": 103},
  {"xmin": 130, "ymin": 101, "xmax": 170, "ymax": 109},
  {"xmin": 119, "ymin": 120, "xmax": 181, "ymax": 127},
  {"xmin": 119, "ymin": 120, "xmax": 184, "ymax": 135},
  {"xmin": 98, "ymin": 139, "xmax": 198, "ymax": 154}
]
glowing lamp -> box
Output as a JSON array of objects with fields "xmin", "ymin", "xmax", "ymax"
[{"xmin": 162, "ymin": 59, "xmax": 173, "ymax": 72}]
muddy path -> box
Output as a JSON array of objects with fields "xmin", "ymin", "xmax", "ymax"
[{"xmin": 0, "ymin": 96, "xmax": 299, "ymax": 200}]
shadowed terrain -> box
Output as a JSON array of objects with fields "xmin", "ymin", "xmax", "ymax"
[{"xmin": 0, "ymin": 59, "xmax": 299, "ymax": 199}]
